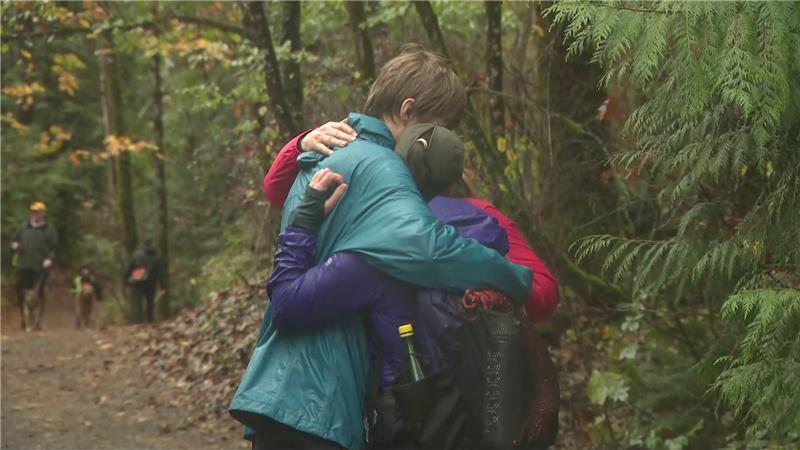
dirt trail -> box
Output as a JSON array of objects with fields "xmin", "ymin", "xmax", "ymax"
[{"xmin": 1, "ymin": 277, "xmax": 246, "ymax": 450}]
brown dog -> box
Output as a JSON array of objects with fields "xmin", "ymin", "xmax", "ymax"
[
  {"xmin": 75, "ymin": 281, "xmax": 95, "ymax": 329},
  {"xmin": 22, "ymin": 288, "xmax": 41, "ymax": 332}
]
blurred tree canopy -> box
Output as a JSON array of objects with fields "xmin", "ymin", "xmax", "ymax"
[{"xmin": 1, "ymin": 1, "xmax": 797, "ymax": 448}]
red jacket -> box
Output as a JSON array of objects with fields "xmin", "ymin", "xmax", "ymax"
[
  {"xmin": 262, "ymin": 131, "xmax": 560, "ymax": 322},
  {"xmin": 461, "ymin": 198, "xmax": 559, "ymax": 321}
]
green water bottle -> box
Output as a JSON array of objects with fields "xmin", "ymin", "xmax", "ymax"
[{"xmin": 398, "ymin": 323, "xmax": 425, "ymax": 382}]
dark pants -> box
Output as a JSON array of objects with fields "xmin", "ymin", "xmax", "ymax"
[
  {"xmin": 75, "ymin": 291, "xmax": 95, "ymax": 329},
  {"xmin": 131, "ymin": 284, "xmax": 156, "ymax": 323},
  {"xmin": 246, "ymin": 414, "xmax": 342, "ymax": 450},
  {"xmin": 16, "ymin": 268, "xmax": 48, "ymax": 330}
]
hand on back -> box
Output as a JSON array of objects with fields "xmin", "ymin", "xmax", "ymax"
[
  {"xmin": 300, "ymin": 119, "xmax": 357, "ymax": 156},
  {"xmin": 309, "ymin": 168, "xmax": 348, "ymax": 216}
]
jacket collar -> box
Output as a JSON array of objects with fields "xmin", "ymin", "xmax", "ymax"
[
  {"xmin": 297, "ymin": 113, "xmax": 395, "ymax": 168},
  {"xmin": 347, "ymin": 113, "xmax": 395, "ymax": 149}
]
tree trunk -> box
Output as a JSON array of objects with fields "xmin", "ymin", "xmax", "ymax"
[
  {"xmin": 280, "ymin": 1, "xmax": 303, "ymax": 128},
  {"xmin": 99, "ymin": 31, "xmax": 138, "ymax": 255},
  {"xmin": 98, "ymin": 50, "xmax": 117, "ymax": 204},
  {"xmin": 152, "ymin": 45, "xmax": 170, "ymax": 318},
  {"xmin": 345, "ymin": 1, "xmax": 376, "ymax": 82},
  {"xmin": 485, "ymin": 1, "xmax": 505, "ymax": 140},
  {"xmin": 240, "ymin": 1, "xmax": 297, "ymax": 142},
  {"xmin": 412, "ymin": 1, "xmax": 451, "ymax": 59}
]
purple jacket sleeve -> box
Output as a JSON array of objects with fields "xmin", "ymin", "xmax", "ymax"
[
  {"xmin": 267, "ymin": 226, "xmax": 387, "ymax": 331},
  {"xmin": 268, "ymin": 201, "xmax": 509, "ymax": 332},
  {"xmin": 429, "ymin": 197, "xmax": 509, "ymax": 255}
]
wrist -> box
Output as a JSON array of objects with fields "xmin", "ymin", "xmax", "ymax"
[
  {"xmin": 298, "ymin": 129, "xmax": 313, "ymax": 152},
  {"xmin": 299, "ymin": 135, "xmax": 309, "ymax": 152},
  {"xmin": 288, "ymin": 186, "xmax": 327, "ymax": 231}
]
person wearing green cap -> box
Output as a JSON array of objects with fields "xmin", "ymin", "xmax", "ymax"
[
  {"xmin": 12, "ymin": 201, "xmax": 58, "ymax": 331},
  {"xmin": 394, "ymin": 123, "xmax": 465, "ymax": 200},
  {"xmin": 231, "ymin": 47, "xmax": 532, "ymax": 450}
]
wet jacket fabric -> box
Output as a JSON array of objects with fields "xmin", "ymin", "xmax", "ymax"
[
  {"xmin": 262, "ymin": 130, "xmax": 558, "ymax": 322},
  {"xmin": 268, "ymin": 197, "xmax": 509, "ymax": 386},
  {"xmin": 230, "ymin": 113, "xmax": 531, "ymax": 450},
  {"xmin": 14, "ymin": 221, "xmax": 58, "ymax": 270}
]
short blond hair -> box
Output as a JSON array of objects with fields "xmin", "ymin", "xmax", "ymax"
[{"xmin": 363, "ymin": 46, "xmax": 466, "ymax": 129}]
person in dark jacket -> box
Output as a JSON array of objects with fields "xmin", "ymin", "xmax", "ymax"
[
  {"xmin": 124, "ymin": 239, "xmax": 165, "ymax": 323},
  {"xmin": 12, "ymin": 201, "xmax": 58, "ymax": 331}
]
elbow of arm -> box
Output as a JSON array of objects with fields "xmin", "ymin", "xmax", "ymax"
[
  {"xmin": 267, "ymin": 282, "xmax": 306, "ymax": 332},
  {"xmin": 263, "ymin": 185, "xmax": 286, "ymax": 208},
  {"xmin": 526, "ymin": 279, "xmax": 560, "ymax": 323},
  {"xmin": 268, "ymin": 294, "xmax": 295, "ymax": 331},
  {"xmin": 270, "ymin": 307, "xmax": 289, "ymax": 331}
]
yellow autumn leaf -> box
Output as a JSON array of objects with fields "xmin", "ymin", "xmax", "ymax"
[
  {"xmin": 104, "ymin": 135, "xmax": 124, "ymax": 156},
  {"xmin": 497, "ymin": 136, "xmax": 508, "ymax": 153},
  {"xmin": 2, "ymin": 113, "xmax": 30, "ymax": 134},
  {"xmin": 56, "ymin": 70, "xmax": 80, "ymax": 96},
  {"xmin": 739, "ymin": 164, "xmax": 748, "ymax": 177},
  {"xmin": 54, "ymin": 53, "xmax": 86, "ymax": 70},
  {"xmin": 69, "ymin": 151, "xmax": 83, "ymax": 167},
  {"xmin": 49, "ymin": 125, "xmax": 72, "ymax": 142},
  {"xmin": 21, "ymin": 49, "xmax": 32, "ymax": 59},
  {"xmin": 2, "ymin": 82, "xmax": 45, "ymax": 98}
]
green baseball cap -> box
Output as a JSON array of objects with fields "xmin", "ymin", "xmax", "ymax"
[{"xmin": 395, "ymin": 123, "xmax": 465, "ymax": 198}]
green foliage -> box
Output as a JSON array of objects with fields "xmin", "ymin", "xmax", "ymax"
[
  {"xmin": 195, "ymin": 214, "xmax": 273, "ymax": 299},
  {"xmin": 550, "ymin": 1, "xmax": 800, "ymax": 445},
  {"xmin": 4, "ymin": 1, "xmax": 797, "ymax": 448},
  {"xmin": 716, "ymin": 289, "xmax": 800, "ymax": 438},
  {"xmin": 586, "ymin": 369, "xmax": 629, "ymax": 405}
]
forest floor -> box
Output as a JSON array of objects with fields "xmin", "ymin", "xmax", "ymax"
[
  {"xmin": 2, "ymin": 272, "xmax": 593, "ymax": 450},
  {"xmin": 0, "ymin": 274, "xmax": 246, "ymax": 450}
]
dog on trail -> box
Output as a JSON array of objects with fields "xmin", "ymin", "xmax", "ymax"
[
  {"xmin": 73, "ymin": 267, "xmax": 102, "ymax": 329},
  {"xmin": 22, "ymin": 287, "xmax": 41, "ymax": 332}
]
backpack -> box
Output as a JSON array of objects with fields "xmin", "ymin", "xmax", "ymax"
[
  {"xmin": 364, "ymin": 291, "xmax": 534, "ymax": 450},
  {"xmin": 456, "ymin": 306, "xmax": 533, "ymax": 449}
]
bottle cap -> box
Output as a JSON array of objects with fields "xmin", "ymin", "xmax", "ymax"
[{"xmin": 398, "ymin": 323, "xmax": 414, "ymax": 337}]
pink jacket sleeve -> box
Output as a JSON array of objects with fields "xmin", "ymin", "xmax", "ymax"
[
  {"xmin": 263, "ymin": 131, "xmax": 310, "ymax": 208},
  {"xmin": 464, "ymin": 198, "xmax": 560, "ymax": 322}
]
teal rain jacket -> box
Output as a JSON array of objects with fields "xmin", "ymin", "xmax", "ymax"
[{"xmin": 230, "ymin": 114, "xmax": 532, "ymax": 449}]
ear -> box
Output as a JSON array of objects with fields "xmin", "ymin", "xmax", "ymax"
[{"xmin": 399, "ymin": 98, "xmax": 416, "ymax": 123}]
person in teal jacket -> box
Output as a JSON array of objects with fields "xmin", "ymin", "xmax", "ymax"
[{"xmin": 230, "ymin": 49, "xmax": 532, "ymax": 449}]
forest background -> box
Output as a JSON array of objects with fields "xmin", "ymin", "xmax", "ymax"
[{"xmin": 1, "ymin": 1, "xmax": 798, "ymax": 449}]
